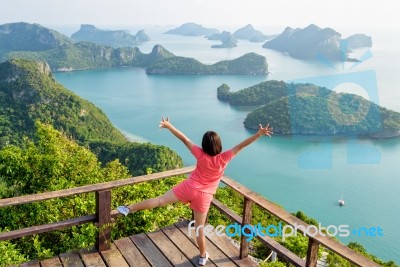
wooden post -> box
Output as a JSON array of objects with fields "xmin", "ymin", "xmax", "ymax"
[
  {"xmin": 96, "ymin": 190, "xmax": 112, "ymax": 251},
  {"xmin": 305, "ymin": 237, "xmax": 319, "ymax": 267},
  {"xmin": 239, "ymin": 197, "xmax": 253, "ymax": 259}
]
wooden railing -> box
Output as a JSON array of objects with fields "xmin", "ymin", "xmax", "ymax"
[{"xmin": 0, "ymin": 166, "xmax": 380, "ymax": 267}]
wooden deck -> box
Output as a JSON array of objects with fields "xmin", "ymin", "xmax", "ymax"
[{"xmin": 16, "ymin": 220, "xmax": 259, "ymax": 267}]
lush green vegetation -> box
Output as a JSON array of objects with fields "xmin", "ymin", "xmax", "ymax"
[
  {"xmin": 7, "ymin": 43, "xmax": 266, "ymax": 75},
  {"xmin": 0, "ymin": 59, "xmax": 187, "ymax": 266},
  {"xmin": 0, "ymin": 123, "xmax": 190, "ymax": 265},
  {"xmin": 0, "ymin": 58, "xmax": 183, "ymax": 171},
  {"xmin": 244, "ymin": 93, "xmax": 400, "ymax": 137},
  {"xmin": 217, "ymin": 80, "xmax": 289, "ymax": 105},
  {"xmin": 217, "ymin": 83, "xmax": 231, "ymax": 101},
  {"xmin": 88, "ymin": 141, "xmax": 183, "ymax": 176},
  {"xmin": 146, "ymin": 52, "xmax": 268, "ymax": 75},
  {"xmin": 0, "ymin": 59, "xmax": 126, "ymax": 147},
  {"xmin": 6, "ymin": 43, "xmax": 173, "ymax": 71},
  {"xmin": 219, "ymin": 80, "xmax": 400, "ymax": 138}
]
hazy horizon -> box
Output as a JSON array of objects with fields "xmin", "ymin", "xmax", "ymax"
[{"xmin": 1, "ymin": 0, "xmax": 398, "ymax": 34}]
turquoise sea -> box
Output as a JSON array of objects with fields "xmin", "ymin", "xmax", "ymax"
[{"xmin": 54, "ymin": 25, "xmax": 400, "ymax": 263}]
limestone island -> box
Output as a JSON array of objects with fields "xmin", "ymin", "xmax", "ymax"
[
  {"xmin": 208, "ymin": 31, "xmax": 238, "ymax": 48},
  {"xmin": 146, "ymin": 52, "xmax": 268, "ymax": 75},
  {"xmin": 218, "ymin": 81, "xmax": 400, "ymax": 138},
  {"xmin": 71, "ymin": 24, "xmax": 150, "ymax": 47},
  {"xmin": 233, "ymin": 24, "xmax": 276, "ymax": 43},
  {"xmin": 343, "ymin": 34, "xmax": 372, "ymax": 50},
  {"xmin": 263, "ymin": 24, "xmax": 372, "ymax": 61},
  {"xmin": 164, "ymin": 22, "xmax": 219, "ymax": 36}
]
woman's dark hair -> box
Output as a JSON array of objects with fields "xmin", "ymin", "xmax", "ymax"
[{"xmin": 202, "ymin": 131, "xmax": 222, "ymax": 156}]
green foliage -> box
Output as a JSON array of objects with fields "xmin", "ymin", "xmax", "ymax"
[
  {"xmin": 326, "ymin": 242, "xmax": 398, "ymax": 267},
  {"xmin": 223, "ymin": 80, "xmax": 289, "ymax": 106},
  {"xmin": 279, "ymin": 235, "xmax": 309, "ymax": 258},
  {"xmin": 294, "ymin": 210, "xmax": 319, "ymax": 226},
  {"xmin": 259, "ymin": 261, "xmax": 287, "ymax": 267},
  {"xmin": 0, "ymin": 124, "xmax": 396, "ymax": 266},
  {"xmin": 0, "ymin": 239, "xmax": 26, "ymax": 266},
  {"xmin": 146, "ymin": 53, "xmax": 268, "ymax": 75},
  {"xmin": 6, "ymin": 43, "xmax": 175, "ymax": 72},
  {"xmin": 0, "ymin": 59, "xmax": 183, "ymax": 178},
  {"xmin": 146, "ymin": 56, "xmax": 208, "ymax": 74},
  {"xmin": 0, "ymin": 123, "xmax": 189, "ymax": 265},
  {"xmin": 234, "ymin": 81, "xmax": 400, "ymax": 137},
  {"xmin": 0, "ymin": 59, "xmax": 126, "ymax": 148},
  {"xmin": 217, "ymin": 83, "xmax": 231, "ymax": 101},
  {"xmin": 89, "ymin": 140, "xmax": 183, "ymax": 176}
]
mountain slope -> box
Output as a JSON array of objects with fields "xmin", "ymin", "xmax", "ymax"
[
  {"xmin": 263, "ymin": 24, "xmax": 345, "ymax": 61},
  {"xmin": 0, "ymin": 59, "xmax": 126, "ymax": 147},
  {"xmin": 0, "ymin": 59, "xmax": 183, "ymax": 174},
  {"xmin": 0, "ymin": 22, "xmax": 72, "ymax": 58}
]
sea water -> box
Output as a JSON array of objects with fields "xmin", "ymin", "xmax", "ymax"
[{"xmin": 54, "ymin": 25, "xmax": 400, "ymax": 262}]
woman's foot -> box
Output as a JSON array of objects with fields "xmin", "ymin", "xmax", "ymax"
[
  {"xmin": 117, "ymin": 206, "xmax": 131, "ymax": 216},
  {"xmin": 198, "ymin": 252, "xmax": 209, "ymax": 266}
]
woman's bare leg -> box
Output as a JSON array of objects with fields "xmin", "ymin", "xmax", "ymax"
[
  {"xmin": 193, "ymin": 210, "xmax": 208, "ymax": 257},
  {"xmin": 127, "ymin": 189, "xmax": 179, "ymax": 211}
]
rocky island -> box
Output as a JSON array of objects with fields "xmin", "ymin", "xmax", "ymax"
[
  {"xmin": 218, "ymin": 81, "xmax": 400, "ymax": 138},
  {"xmin": 71, "ymin": 24, "xmax": 150, "ymax": 47},
  {"xmin": 233, "ymin": 24, "xmax": 276, "ymax": 42},
  {"xmin": 164, "ymin": 22, "xmax": 219, "ymax": 36},
  {"xmin": 7, "ymin": 40, "xmax": 267, "ymax": 75},
  {"xmin": 263, "ymin": 24, "xmax": 372, "ymax": 61},
  {"xmin": 208, "ymin": 31, "xmax": 238, "ymax": 48},
  {"xmin": 343, "ymin": 34, "xmax": 373, "ymax": 50},
  {"xmin": 146, "ymin": 52, "xmax": 267, "ymax": 75}
]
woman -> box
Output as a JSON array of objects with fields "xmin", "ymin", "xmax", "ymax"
[{"xmin": 118, "ymin": 117, "xmax": 273, "ymax": 266}]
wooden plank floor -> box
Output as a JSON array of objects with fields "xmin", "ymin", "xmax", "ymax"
[{"xmin": 15, "ymin": 220, "xmax": 259, "ymax": 267}]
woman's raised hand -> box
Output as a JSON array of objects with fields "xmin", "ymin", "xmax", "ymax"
[
  {"xmin": 159, "ymin": 116, "xmax": 171, "ymax": 129},
  {"xmin": 257, "ymin": 123, "xmax": 273, "ymax": 137}
]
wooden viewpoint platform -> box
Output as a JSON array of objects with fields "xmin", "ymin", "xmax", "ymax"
[
  {"xmin": 17, "ymin": 220, "xmax": 258, "ymax": 267},
  {"xmin": 1, "ymin": 167, "xmax": 381, "ymax": 267}
]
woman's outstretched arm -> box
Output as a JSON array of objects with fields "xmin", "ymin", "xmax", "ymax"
[
  {"xmin": 159, "ymin": 117, "xmax": 193, "ymax": 150},
  {"xmin": 231, "ymin": 123, "xmax": 273, "ymax": 155}
]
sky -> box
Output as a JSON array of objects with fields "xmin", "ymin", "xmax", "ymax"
[{"xmin": 1, "ymin": 0, "xmax": 399, "ymax": 33}]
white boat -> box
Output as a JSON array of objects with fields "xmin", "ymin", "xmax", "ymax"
[{"xmin": 338, "ymin": 192, "xmax": 345, "ymax": 206}]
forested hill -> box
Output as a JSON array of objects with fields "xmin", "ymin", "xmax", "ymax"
[
  {"xmin": 0, "ymin": 59, "xmax": 125, "ymax": 147},
  {"xmin": 0, "ymin": 59, "xmax": 183, "ymax": 175},
  {"xmin": 6, "ymin": 43, "xmax": 175, "ymax": 72},
  {"xmin": 218, "ymin": 81, "xmax": 400, "ymax": 138},
  {"xmin": 146, "ymin": 52, "xmax": 268, "ymax": 75}
]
